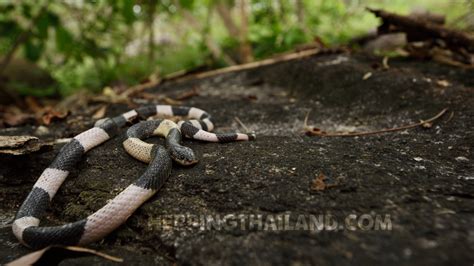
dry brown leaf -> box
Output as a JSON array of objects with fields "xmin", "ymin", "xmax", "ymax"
[
  {"xmin": 25, "ymin": 96, "xmax": 43, "ymax": 113},
  {"xmin": 41, "ymin": 107, "xmax": 69, "ymax": 125},
  {"xmin": 311, "ymin": 173, "xmax": 338, "ymax": 191},
  {"xmin": 244, "ymin": 94, "xmax": 258, "ymax": 101},
  {"xmin": 421, "ymin": 121, "xmax": 433, "ymax": 128},
  {"xmin": 311, "ymin": 172, "xmax": 328, "ymax": 191},
  {"xmin": 92, "ymin": 105, "xmax": 107, "ymax": 120},
  {"xmin": 2, "ymin": 107, "xmax": 35, "ymax": 126}
]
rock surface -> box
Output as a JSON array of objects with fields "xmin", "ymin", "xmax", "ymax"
[{"xmin": 1, "ymin": 53, "xmax": 473, "ymax": 265}]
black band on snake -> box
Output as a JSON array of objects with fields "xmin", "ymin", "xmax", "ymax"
[{"xmin": 12, "ymin": 105, "xmax": 256, "ymax": 249}]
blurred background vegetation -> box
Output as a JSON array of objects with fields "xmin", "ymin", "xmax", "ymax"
[{"xmin": 0, "ymin": 0, "xmax": 472, "ymax": 98}]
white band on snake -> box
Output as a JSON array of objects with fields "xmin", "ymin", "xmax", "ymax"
[{"xmin": 12, "ymin": 105, "xmax": 255, "ymax": 249}]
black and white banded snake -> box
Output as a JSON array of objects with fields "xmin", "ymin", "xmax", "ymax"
[{"xmin": 12, "ymin": 105, "xmax": 255, "ymax": 249}]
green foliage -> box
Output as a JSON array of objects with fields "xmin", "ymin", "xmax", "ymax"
[
  {"xmin": 248, "ymin": 1, "xmax": 307, "ymax": 58},
  {"xmin": 0, "ymin": 0, "xmax": 469, "ymax": 97}
]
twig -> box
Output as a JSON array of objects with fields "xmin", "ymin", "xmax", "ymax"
[
  {"xmin": 445, "ymin": 111, "xmax": 454, "ymax": 123},
  {"xmin": 63, "ymin": 246, "xmax": 123, "ymax": 263},
  {"xmin": 169, "ymin": 48, "xmax": 323, "ymax": 84},
  {"xmin": 234, "ymin": 117, "xmax": 250, "ymax": 132},
  {"xmin": 304, "ymin": 108, "xmax": 448, "ymax": 137},
  {"xmin": 382, "ymin": 56, "xmax": 390, "ymax": 69},
  {"xmin": 121, "ymin": 81, "xmax": 159, "ymax": 98},
  {"xmin": 175, "ymin": 87, "xmax": 199, "ymax": 100}
]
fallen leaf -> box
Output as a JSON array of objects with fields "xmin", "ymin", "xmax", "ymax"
[
  {"xmin": 244, "ymin": 94, "xmax": 258, "ymax": 101},
  {"xmin": 311, "ymin": 172, "xmax": 339, "ymax": 191},
  {"xmin": 311, "ymin": 172, "xmax": 328, "ymax": 191},
  {"xmin": 421, "ymin": 121, "xmax": 432, "ymax": 128},
  {"xmin": 25, "ymin": 96, "xmax": 43, "ymax": 113},
  {"xmin": 92, "ymin": 105, "xmax": 107, "ymax": 120},
  {"xmin": 102, "ymin": 86, "xmax": 116, "ymax": 97},
  {"xmin": 96, "ymin": 86, "xmax": 129, "ymax": 104},
  {"xmin": 362, "ymin": 72, "xmax": 373, "ymax": 80},
  {"xmin": 2, "ymin": 107, "xmax": 35, "ymax": 126},
  {"xmin": 41, "ymin": 107, "xmax": 69, "ymax": 125},
  {"xmin": 436, "ymin": 79, "xmax": 450, "ymax": 87}
]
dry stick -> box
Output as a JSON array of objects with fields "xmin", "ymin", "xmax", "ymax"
[
  {"xmin": 304, "ymin": 108, "xmax": 448, "ymax": 137},
  {"xmin": 63, "ymin": 246, "xmax": 123, "ymax": 263},
  {"xmin": 445, "ymin": 111, "xmax": 454, "ymax": 123},
  {"xmin": 122, "ymin": 48, "xmax": 322, "ymax": 97},
  {"xmin": 172, "ymin": 48, "xmax": 322, "ymax": 83},
  {"xmin": 234, "ymin": 117, "xmax": 250, "ymax": 133}
]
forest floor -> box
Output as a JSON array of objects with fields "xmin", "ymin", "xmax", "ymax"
[{"xmin": 0, "ymin": 53, "xmax": 473, "ymax": 265}]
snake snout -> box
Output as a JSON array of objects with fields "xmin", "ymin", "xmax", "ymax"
[{"xmin": 170, "ymin": 145, "xmax": 198, "ymax": 166}]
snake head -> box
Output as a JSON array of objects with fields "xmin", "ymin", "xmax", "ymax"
[{"xmin": 170, "ymin": 145, "xmax": 198, "ymax": 166}]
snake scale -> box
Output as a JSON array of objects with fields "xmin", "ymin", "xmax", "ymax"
[{"xmin": 12, "ymin": 105, "xmax": 255, "ymax": 249}]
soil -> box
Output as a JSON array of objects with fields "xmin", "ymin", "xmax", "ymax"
[{"xmin": 0, "ymin": 53, "xmax": 473, "ymax": 265}]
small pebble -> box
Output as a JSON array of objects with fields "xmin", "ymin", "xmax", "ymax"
[
  {"xmin": 403, "ymin": 248, "xmax": 412, "ymax": 258},
  {"xmin": 417, "ymin": 238, "xmax": 437, "ymax": 249},
  {"xmin": 35, "ymin": 126, "xmax": 49, "ymax": 136}
]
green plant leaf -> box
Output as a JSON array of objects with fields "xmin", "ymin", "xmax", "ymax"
[
  {"xmin": 24, "ymin": 40, "xmax": 44, "ymax": 61},
  {"xmin": 36, "ymin": 13, "xmax": 49, "ymax": 39},
  {"xmin": 179, "ymin": 0, "xmax": 194, "ymax": 9},
  {"xmin": 55, "ymin": 26, "xmax": 74, "ymax": 54},
  {"xmin": 121, "ymin": 0, "xmax": 136, "ymax": 24}
]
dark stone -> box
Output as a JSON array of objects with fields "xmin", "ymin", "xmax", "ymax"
[{"xmin": 1, "ymin": 54, "xmax": 473, "ymax": 265}]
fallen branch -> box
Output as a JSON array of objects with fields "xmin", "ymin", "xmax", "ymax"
[
  {"xmin": 304, "ymin": 108, "xmax": 448, "ymax": 137},
  {"xmin": 171, "ymin": 48, "xmax": 322, "ymax": 83},
  {"xmin": 368, "ymin": 8, "xmax": 474, "ymax": 52}
]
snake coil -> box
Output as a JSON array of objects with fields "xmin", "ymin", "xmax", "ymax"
[{"xmin": 13, "ymin": 105, "xmax": 255, "ymax": 249}]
